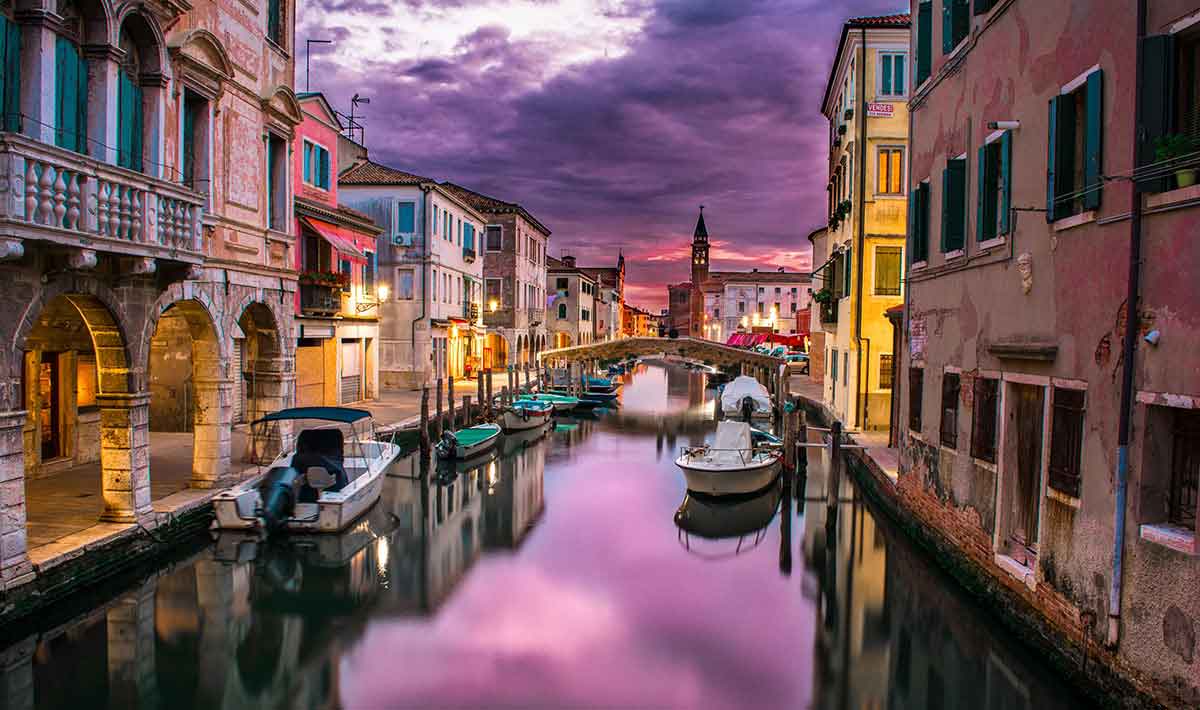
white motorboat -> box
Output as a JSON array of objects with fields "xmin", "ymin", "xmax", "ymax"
[
  {"xmin": 213, "ymin": 407, "xmax": 401, "ymax": 534},
  {"xmin": 675, "ymin": 420, "xmax": 782, "ymax": 496},
  {"xmin": 720, "ymin": 375, "xmax": 774, "ymax": 420},
  {"xmin": 499, "ymin": 399, "xmax": 554, "ymax": 432},
  {"xmin": 436, "ymin": 423, "xmax": 502, "ymax": 460}
]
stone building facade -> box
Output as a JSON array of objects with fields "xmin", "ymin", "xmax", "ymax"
[
  {"xmin": 896, "ymin": 1, "xmax": 1199, "ymax": 705},
  {"xmin": 546, "ymin": 255, "xmax": 596, "ymax": 348},
  {"xmin": 0, "ymin": 0, "xmax": 301, "ymax": 590},
  {"xmin": 441, "ymin": 182, "xmax": 550, "ymax": 370}
]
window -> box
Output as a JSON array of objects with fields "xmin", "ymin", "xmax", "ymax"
[
  {"xmin": 971, "ymin": 377, "xmax": 999, "ymax": 463},
  {"xmin": 363, "ymin": 251, "xmax": 375, "ymax": 294},
  {"xmin": 790, "ymin": 302, "xmax": 797, "ymax": 313},
  {"xmin": 940, "ymin": 372, "xmax": 960, "ymax": 448},
  {"xmin": 582, "ymin": 308, "xmax": 590, "ymax": 322},
  {"xmin": 463, "ymin": 223, "xmax": 475, "ymax": 252},
  {"xmin": 757, "ymin": 302, "xmax": 764, "ymax": 314},
  {"xmin": 116, "ymin": 30, "xmax": 144, "ymax": 172},
  {"xmin": 485, "ymin": 277, "xmax": 502, "ymax": 306},
  {"xmin": 266, "ymin": 133, "xmax": 286, "ymax": 230},
  {"xmin": 874, "ymin": 246, "xmax": 903, "ymax": 296},
  {"xmin": 758, "ymin": 287, "xmax": 764, "ymax": 295},
  {"xmin": 941, "ymin": 157, "xmax": 966, "ymax": 253},
  {"xmin": 877, "ymin": 147, "xmax": 904, "ymax": 195},
  {"xmin": 879, "ymin": 354, "xmax": 894, "ymax": 390},
  {"xmin": 843, "ymin": 353, "xmax": 849, "ymax": 386},
  {"xmin": 339, "ymin": 259, "xmax": 352, "ymax": 293},
  {"xmin": 1048, "ymin": 388, "xmax": 1086, "ymax": 497},
  {"xmin": 486, "ymin": 225, "xmax": 502, "ymax": 251},
  {"xmin": 737, "ymin": 301, "xmax": 745, "ymax": 313},
  {"xmin": 774, "ymin": 302, "xmax": 781, "ymax": 314},
  {"xmin": 714, "ymin": 308, "xmax": 720, "ymax": 318},
  {"xmin": 433, "ymin": 205, "xmax": 439, "ymax": 234},
  {"xmin": 831, "ymin": 349, "xmax": 839, "ymax": 382},
  {"xmin": 879, "ymin": 52, "xmax": 907, "ymax": 97},
  {"xmin": 942, "ymin": 0, "xmax": 970, "ymax": 55},
  {"xmin": 1169, "ymin": 410, "xmax": 1199, "ymax": 530},
  {"xmin": 397, "ymin": 202, "xmax": 415, "ymax": 234},
  {"xmin": 443, "ymin": 211, "xmax": 450, "ymax": 240},
  {"xmin": 774, "ymin": 287, "xmax": 781, "ymax": 295},
  {"xmin": 431, "ymin": 268, "xmax": 437, "ymax": 301},
  {"xmin": 977, "ymin": 132, "xmax": 1012, "ymax": 241},
  {"xmin": 556, "ymin": 277, "xmax": 568, "ymax": 292},
  {"xmin": 909, "ymin": 368, "xmax": 924, "ymax": 431},
  {"xmin": 916, "ymin": 0, "xmax": 932, "ymax": 85},
  {"xmin": 909, "ymin": 181, "xmax": 931, "ymax": 264},
  {"xmin": 1047, "ymin": 70, "xmax": 1103, "ymax": 219},
  {"xmin": 396, "ymin": 269, "xmax": 414, "ymax": 299},
  {"xmin": 1136, "ymin": 32, "xmax": 1200, "ymax": 192},
  {"xmin": 303, "ymin": 141, "xmax": 331, "ymax": 190},
  {"xmin": 558, "ymin": 303, "xmax": 568, "ymax": 319},
  {"xmin": 267, "ymin": 0, "xmax": 284, "ymax": 47}
]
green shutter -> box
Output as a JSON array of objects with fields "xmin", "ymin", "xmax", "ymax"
[
  {"xmin": 908, "ymin": 190, "xmax": 920, "ymax": 264},
  {"xmin": 0, "ymin": 17, "xmax": 19, "ymax": 133},
  {"xmin": 844, "ymin": 248, "xmax": 852, "ymax": 295},
  {"xmin": 1046, "ymin": 96, "xmax": 1059, "ymax": 221},
  {"xmin": 953, "ymin": 0, "xmax": 970, "ymax": 46},
  {"xmin": 182, "ymin": 98, "xmax": 195, "ymax": 186},
  {"xmin": 118, "ymin": 71, "xmax": 131, "ymax": 168},
  {"xmin": 1083, "ymin": 69, "xmax": 1103, "ymax": 211},
  {"xmin": 940, "ymin": 167, "xmax": 951, "ymax": 251},
  {"xmin": 75, "ymin": 47, "xmax": 88, "ymax": 153},
  {"xmin": 976, "ymin": 145, "xmax": 990, "ymax": 242},
  {"xmin": 55, "ymin": 38, "xmax": 71, "ymax": 150},
  {"xmin": 974, "ymin": 0, "xmax": 995, "ymax": 13},
  {"xmin": 881, "ymin": 55, "xmax": 892, "ymax": 95},
  {"xmin": 1138, "ymin": 35, "xmax": 1175, "ymax": 192},
  {"xmin": 942, "ymin": 0, "xmax": 954, "ymax": 54},
  {"xmin": 319, "ymin": 147, "xmax": 330, "ymax": 189},
  {"xmin": 303, "ymin": 143, "xmax": 311, "ymax": 183},
  {"xmin": 999, "ymin": 131, "xmax": 1012, "ymax": 234},
  {"xmin": 917, "ymin": 2, "xmax": 932, "ymax": 85}
]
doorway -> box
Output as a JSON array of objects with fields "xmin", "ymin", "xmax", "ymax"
[
  {"xmin": 39, "ymin": 353, "xmax": 61, "ymax": 461},
  {"xmin": 1000, "ymin": 382, "xmax": 1045, "ymax": 568}
]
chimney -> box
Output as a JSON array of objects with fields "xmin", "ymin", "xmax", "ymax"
[
  {"xmin": 778, "ymin": 266, "xmax": 785, "ymax": 273},
  {"xmin": 562, "ymin": 255, "xmax": 576, "ymax": 268},
  {"xmin": 752, "ymin": 267, "xmax": 758, "ymax": 272}
]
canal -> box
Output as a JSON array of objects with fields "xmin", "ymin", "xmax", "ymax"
[{"xmin": 0, "ymin": 363, "xmax": 1090, "ymax": 709}]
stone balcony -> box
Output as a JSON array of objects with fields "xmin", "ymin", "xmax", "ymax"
[{"xmin": 0, "ymin": 133, "xmax": 205, "ymax": 267}]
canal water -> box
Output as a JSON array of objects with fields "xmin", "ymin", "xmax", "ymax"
[{"xmin": 0, "ymin": 363, "xmax": 1090, "ymax": 709}]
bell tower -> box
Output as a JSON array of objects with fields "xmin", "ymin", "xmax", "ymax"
[{"xmin": 691, "ymin": 206, "xmax": 709, "ymax": 287}]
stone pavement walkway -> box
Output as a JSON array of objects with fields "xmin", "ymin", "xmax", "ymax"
[{"xmin": 786, "ymin": 373, "xmax": 898, "ymax": 480}]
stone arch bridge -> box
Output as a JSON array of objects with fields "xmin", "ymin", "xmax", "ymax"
[{"xmin": 538, "ymin": 336, "xmax": 786, "ymax": 384}]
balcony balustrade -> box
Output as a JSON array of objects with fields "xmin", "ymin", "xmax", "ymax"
[
  {"xmin": 300, "ymin": 283, "xmax": 341, "ymax": 316},
  {"xmin": 0, "ymin": 133, "xmax": 205, "ymax": 263},
  {"xmin": 526, "ymin": 307, "xmax": 545, "ymax": 326}
]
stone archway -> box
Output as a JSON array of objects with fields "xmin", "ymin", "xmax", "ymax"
[
  {"xmin": 237, "ymin": 302, "xmax": 291, "ymax": 463},
  {"xmin": 147, "ymin": 299, "xmax": 229, "ymax": 488},
  {"xmin": 21, "ymin": 293, "xmax": 148, "ymax": 524}
]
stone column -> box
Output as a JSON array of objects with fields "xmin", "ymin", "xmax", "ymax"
[
  {"xmin": 0, "ymin": 410, "xmax": 31, "ymax": 590},
  {"xmin": 0, "ymin": 636, "xmax": 35, "ymax": 710},
  {"xmin": 98, "ymin": 393, "xmax": 152, "ymax": 523},
  {"xmin": 83, "ymin": 46, "xmax": 121, "ymax": 166},
  {"xmin": 245, "ymin": 366, "xmax": 295, "ymax": 463},
  {"xmin": 191, "ymin": 378, "xmax": 233, "ymax": 488},
  {"xmin": 140, "ymin": 76, "xmax": 169, "ymax": 180},
  {"xmin": 16, "ymin": 11, "xmax": 55, "ymax": 144},
  {"xmin": 107, "ymin": 580, "xmax": 158, "ymax": 710}
]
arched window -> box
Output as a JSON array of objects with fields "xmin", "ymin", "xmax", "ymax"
[
  {"xmin": 55, "ymin": 3, "xmax": 89, "ymax": 153},
  {"xmin": 0, "ymin": 5, "xmax": 20, "ymax": 132},
  {"xmin": 558, "ymin": 303, "xmax": 567, "ymax": 320},
  {"xmin": 117, "ymin": 28, "xmax": 144, "ymax": 171}
]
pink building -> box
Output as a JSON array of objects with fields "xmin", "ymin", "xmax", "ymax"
[{"xmin": 293, "ymin": 93, "xmax": 382, "ymax": 406}]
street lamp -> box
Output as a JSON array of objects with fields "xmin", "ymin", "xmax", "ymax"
[{"xmin": 489, "ymin": 298, "xmax": 499, "ymax": 313}]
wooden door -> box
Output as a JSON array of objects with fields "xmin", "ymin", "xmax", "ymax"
[
  {"xmin": 1013, "ymin": 384, "xmax": 1045, "ymax": 550},
  {"xmin": 39, "ymin": 353, "xmax": 60, "ymax": 460}
]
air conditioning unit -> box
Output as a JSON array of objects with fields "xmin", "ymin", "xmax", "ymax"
[{"xmin": 392, "ymin": 233, "xmax": 414, "ymax": 246}]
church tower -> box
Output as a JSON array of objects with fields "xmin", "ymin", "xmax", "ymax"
[{"xmin": 691, "ymin": 206, "xmax": 710, "ymax": 287}]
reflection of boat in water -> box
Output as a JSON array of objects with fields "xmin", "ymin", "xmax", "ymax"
[
  {"xmin": 674, "ymin": 481, "xmax": 782, "ymax": 539},
  {"xmin": 674, "ymin": 481, "xmax": 782, "ymax": 559},
  {"xmin": 501, "ymin": 424, "xmax": 551, "ymax": 456},
  {"xmin": 675, "ymin": 421, "xmax": 782, "ymax": 495},
  {"xmin": 214, "ymin": 408, "xmax": 402, "ymax": 534}
]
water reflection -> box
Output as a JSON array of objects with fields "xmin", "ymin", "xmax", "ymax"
[{"xmin": 1, "ymin": 364, "xmax": 1090, "ymax": 709}]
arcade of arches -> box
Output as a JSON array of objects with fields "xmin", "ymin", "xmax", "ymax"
[{"xmin": 5, "ymin": 281, "xmax": 295, "ymax": 575}]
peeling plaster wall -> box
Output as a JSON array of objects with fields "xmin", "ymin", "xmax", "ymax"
[{"xmin": 897, "ymin": 1, "xmax": 1200, "ymax": 705}]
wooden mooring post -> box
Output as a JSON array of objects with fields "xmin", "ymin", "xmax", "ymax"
[
  {"xmin": 826, "ymin": 420, "xmax": 842, "ymax": 531},
  {"xmin": 419, "ymin": 386, "xmax": 431, "ymax": 455},
  {"xmin": 435, "ymin": 377, "xmax": 444, "ymax": 439},
  {"xmin": 486, "ymin": 368, "xmax": 494, "ymax": 417},
  {"xmin": 448, "ymin": 376, "xmax": 456, "ymax": 429},
  {"xmin": 463, "ymin": 395, "xmax": 473, "ymax": 426}
]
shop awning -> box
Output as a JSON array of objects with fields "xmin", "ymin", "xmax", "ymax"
[{"xmin": 301, "ymin": 217, "xmax": 366, "ymax": 260}]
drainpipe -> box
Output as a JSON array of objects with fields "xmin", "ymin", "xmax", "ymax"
[
  {"xmin": 854, "ymin": 26, "xmax": 869, "ymax": 429},
  {"xmin": 412, "ymin": 186, "xmax": 432, "ymax": 377},
  {"xmin": 1108, "ymin": 0, "xmax": 1146, "ymax": 650}
]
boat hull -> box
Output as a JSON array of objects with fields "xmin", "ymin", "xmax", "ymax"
[
  {"xmin": 674, "ymin": 455, "xmax": 782, "ymax": 496},
  {"xmin": 500, "ymin": 408, "xmax": 552, "ymax": 432},
  {"xmin": 437, "ymin": 424, "xmax": 503, "ymax": 460}
]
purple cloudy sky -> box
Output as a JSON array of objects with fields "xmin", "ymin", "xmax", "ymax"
[{"xmin": 298, "ymin": 0, "xmax": 905, "ymax": 310}]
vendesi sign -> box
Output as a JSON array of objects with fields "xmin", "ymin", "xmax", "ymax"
[{"xmin": 866, "ymin": 102, "xmax": 894, "ymax": 118}]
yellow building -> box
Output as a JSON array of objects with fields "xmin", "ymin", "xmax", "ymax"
[{"xmin": 812, "ymin": 13, "xmax": 910, "ymax": 431}]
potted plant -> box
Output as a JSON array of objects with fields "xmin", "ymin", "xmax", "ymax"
[
  {"xmin": 1155, "ymin": 133, "xmax": 1198, "ymax": 188},
  {"xmin": 812, "ymin": 288, "xmax": 833, "ymax": 306}
]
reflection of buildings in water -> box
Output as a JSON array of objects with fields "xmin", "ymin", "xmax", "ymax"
[{"xmin": 484, "ymin": 433, "xmax": 547, "ymax": 550}]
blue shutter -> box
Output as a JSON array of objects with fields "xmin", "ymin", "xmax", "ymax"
[
  {"xmin": 0, "ymin": 17, "xmax": 20, "ymax": 133},
  {"xmin": 881, "ymin": 55, "xmax": 892, "ymax": 95},
  {"xmin": 918, "ymin": 182, "xmax": 930, "ymax": 261},
  {"xmin": 55, "ymin": 37, "xmax": 73, "ymax": 150},
  {"xmin": 895, "ymin": 54, "xmax": 905, "ymax": 96},
  {"xmin": 318, "ymin": 147, "xmax": 330, "ymax": 189},
  {"xmin": 908, "ymin": 189, "xmax": 920, "ymax": 264},
  {"xmin": 303, "ymin": 143, "xmax": 311, "ymax": 183},
  {"xmin": 999, "ymin": 131, "xmax": 1012, "ymax": 234},
  {"xmin": 1083, "ymin": 70, "xmax": 1103, "ymax": 211},
  {"xmin": 397, "ymin": 202, "xmax": 415, "ymax": 232}
]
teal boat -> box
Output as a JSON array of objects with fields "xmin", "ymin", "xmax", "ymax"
[
  {"xmin": 519, "ymin": 393, "xmax": 579, "ymax": 412},
  {"xmin": 436, "ymin": 423, "xmax": 502, "ymax": 460}
]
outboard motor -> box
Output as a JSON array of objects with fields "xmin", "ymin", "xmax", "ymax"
[
  {"xmin": 436, "ymin": 430, "xmax": 459, "ymax": 458},
  {"xmin": 258, "ymin": 466, "xmax": 302, "ymax": 533},
  {"xmin": 741, "ymin": 396, "xmax": 755, "ymax": 423}
]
